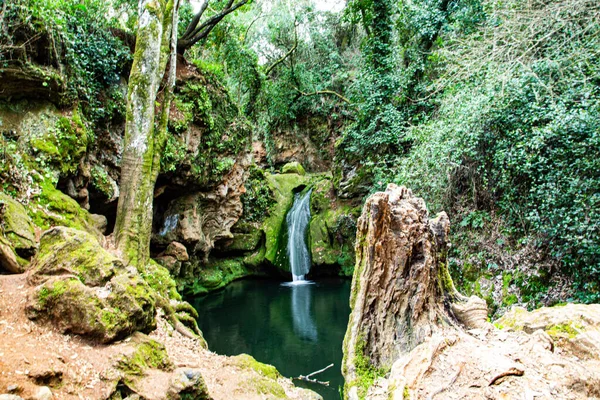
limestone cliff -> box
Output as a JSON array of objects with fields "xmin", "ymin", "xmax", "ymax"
[{"xmin": 343, "ymin": 184, "xmax": 600, "ymax": 400}]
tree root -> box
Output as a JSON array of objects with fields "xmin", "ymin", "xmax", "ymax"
[{"xmin": 157, "ymin": 297, "xmax": 207, "ymax": 348}]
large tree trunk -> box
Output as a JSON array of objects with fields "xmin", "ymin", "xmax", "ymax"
[
  {"xmin": 342, "ymin": 184, "xmax": 600, "ymax": 400},
  {"xmin": 342, "ymin": 184, "xmax": 486, "ymax": 398},
  {"xmin": 115, "ymin": 0, "xmax": 179, "ymax": 268}
]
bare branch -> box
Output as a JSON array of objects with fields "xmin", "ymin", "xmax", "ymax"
[
  {"xmin": 294, "ymin": 87, "xmax": 351, "ymax": 104},
  {"xmin": 265, "ymin": 22, "xmax": 298, "ymax": 76}
]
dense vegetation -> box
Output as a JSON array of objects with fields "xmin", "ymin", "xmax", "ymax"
[{"xmin": 1, "ymin": 0, "xmax": 598, "ymax": 303}]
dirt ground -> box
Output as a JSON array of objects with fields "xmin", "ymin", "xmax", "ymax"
[{"xmin": 0, "ymin": 273, "xmax": 319, "ymax": 400}]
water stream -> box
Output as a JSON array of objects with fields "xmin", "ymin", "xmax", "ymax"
[
  {"xmin": 190, "ymin": 188, "xmax": 350, "ymax": 400},
  {"xmin": 286, "ymin": 189, "xmax": 312, "ymax": 282}
]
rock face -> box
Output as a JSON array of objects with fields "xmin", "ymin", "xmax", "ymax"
[
  {"xmin": 26, "ymin": 227, "xmax": 156, "ymax": 343},
  {"xmin": 155, "ymin": 158, "xmax": 249, "ymax": 262},
  {"xmin": 343, "ymin": 184, "xmax": 600, "ymax": 400}
]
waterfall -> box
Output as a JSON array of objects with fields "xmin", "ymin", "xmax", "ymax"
[{"xmin": 286, "ymin": 189, "xmax": 312, "ymax": 282}]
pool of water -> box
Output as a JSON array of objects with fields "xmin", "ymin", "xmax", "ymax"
[{"xmin": 189, "ymin": 278, "xmax": 351, "ymax": 400}]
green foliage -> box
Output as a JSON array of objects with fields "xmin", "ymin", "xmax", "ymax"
[
  {"xmin": 384, "ymin": 0, "xmax": 600, "ymax": 302},
  {"xmin": 241, "ymin": 166, "xmax": 275, "ymax": 223},
  {"xmin": 2, "ymin": 0, "xmax": 130, "ymax": 122},
  {"xmin": 172, "ymin": 74, "xmax": 250, "ymax": 185}
]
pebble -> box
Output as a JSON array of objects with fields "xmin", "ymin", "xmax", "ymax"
[
  {"xmin": 33, "ymin": 386, "xmax": 52, "ymax": 400},
  {"xmin": 6, "ymin": 384, "xmax": 20, "ymax": 393}
]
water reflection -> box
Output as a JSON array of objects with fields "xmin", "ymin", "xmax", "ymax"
[
  {"xmin": 290, "ymin": 283, "xmax": 317, "ymax": 341},
  {"xmin": 190, "ymin": 279, "xmax": 351, "ymax": 400}
]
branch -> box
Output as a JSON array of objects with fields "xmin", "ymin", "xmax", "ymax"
[
  {"xmin": 265, "ymin": 22, "xmax": 298, "ymax": 77},
  {"xmin": 180, "ymin": 0, "xmax": 209, "ymax": 40},
  {"xmin": 293, "ymin": 88, "xmax": 351, "ymax": 104},
  {"xmin": 294, "ymin": 363, "xmax": 334, "ymax": 386},
  {"xmin": 178, "ymin": 0, "xmax": 248, "ymax": 50}
]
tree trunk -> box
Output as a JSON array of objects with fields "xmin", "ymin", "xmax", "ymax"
[
  {"xmin": 115, "ymin": 0, "xmax": 179, "ymax": 268},
  {"xmin": 342, "ymin": 184, "xmax": 488, "ymax": 398}
]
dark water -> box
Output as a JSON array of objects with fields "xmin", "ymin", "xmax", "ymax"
[{"xmin": 189, "ymin": 278, "xmax": 351, "ymax": 400}]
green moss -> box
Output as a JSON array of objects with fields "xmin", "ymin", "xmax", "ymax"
[
  {"xmin": 281, "ymin": 161, "xmax": 306, "ymax": 175},
  {"xmin": 0, "ymin": 192, "xmax": 37, "ymax": 254},
  {"xmin": 32, "ymin": 227, "xmax": 117, "ymax": 286},
  {"xmin": 117, "ymin": 337, "xmax": 173, "ymax": 376},
  {"xmin": 241, "ymin": 376, "xmax": 286, "ymax": 398},
  {"xmin": 232, "ymin": 354, "xmax": 280, "ymax": 380},
  {"xmin": 546, "ymin": 323, "xmax": 583, "ymax": 339},
  {"xmin": 184, "ymin": 258, "xmax": 249, "ymax": 295},
  {"xmin": 90, "ymin": 165, "xmax": 115, "ymax": 199},
  {"xmin": 29, "ymin": 179, "xmax": 101, "ymax": 238},
  {"xmin": 141, "ymin": 260, "xmax": 181, "ymax": 301},
  {"xmin": 37, "ymin": 279, "xmax": 70, "ymax": 308},
  {"xmin": 348, "ymin": 336, "xmax": 388, "ymax": 400}
]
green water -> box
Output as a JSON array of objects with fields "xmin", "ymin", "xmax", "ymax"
[{"xmin": 190, "ymin": 278, "xmax": 351, "ymax": 400}]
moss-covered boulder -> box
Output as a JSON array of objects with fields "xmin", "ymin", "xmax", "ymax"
[
  {"xmin": 0, "ymin": 193, "xmax": 37, "ymax": 258},
  {"xmin": 281, "ymin": 162, "xmax": 306, "ymax": 176},
  {"xmin": 29, "ymin": 180, "xmax": 104, "ymax": 240},
  {"xmin": 111, "ymin": 332, "xmax": 211, "ymax": 400},
  {"xmin": 26, "ymin": 227, "xmax": 156, "ymax": 343}
]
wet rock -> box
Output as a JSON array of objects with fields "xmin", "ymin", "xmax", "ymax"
[{"xmin": 26, "ymin": 227, "xmax": 156, "ymax": 343}]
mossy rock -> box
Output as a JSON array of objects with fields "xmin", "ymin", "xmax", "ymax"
[
  {"xmin": 231, "ymin": 354, "xmax": 280, "ymax": 380},
  {"xmin": 307, "ymin": 186, "xmax": 358, "ymax": 276},
  {"xmin": 226, "ymin": 230, "xmax": 263, "ymax": 252},
  {"xmin": 262, "ymin": 173, "xmax": 312, "ymax": 269},
  {"xmin": 117, "ymin": 332, "xmax": 173, "ymax": 376},
  {"xmin": 0, "ymin": 192, "xmax": 37, "ymax": 258},
  {"xmin": 29, "ymin": 179, "xmax": 103, "ymax": 240},
  {"xmin": 26, "ymin": 227, "xmax": 157, "ymax": 343},
  {"xmin": 232, "ymin": 354, "xmax": 287, "ymax": 399},
  {"xmin": 281, "ymin": 162, "xmax": 306, "ymax": 176},
  {"xmin": 184, "ymin": 258, "xmax": 249, "ymax": 295}
]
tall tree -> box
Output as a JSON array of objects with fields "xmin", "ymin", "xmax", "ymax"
[{"xmin": 114, "ymin": 0, "xmax": 180, "ymax": 268}]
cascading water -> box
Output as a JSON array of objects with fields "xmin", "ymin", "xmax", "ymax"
[{"xmin": 286, "ymin": 189, "xmax": 312, "ymax": 282}]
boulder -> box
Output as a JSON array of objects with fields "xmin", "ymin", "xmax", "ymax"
[
  {"xmin": 342, "ymin": 184, "xmax": 600, "ymax": 400},
  {"xmin": 111, "ymin": 333, "xmax": 211, "ymax": 400},
  {"xmin": 26, "ymin": 227, "xmax": 156, "ymax": 343},
  {"xmin": 0, "ymin": 193, "xmax": 37, "ymax": 258},
  {"xmin": 281, "ymin": 161, "xmax": 306, "ymax": 175},
  {"xmin": 162, "ymin": 241, "xmax": 190, "ymax": 262},
  {"xmin": 0, "ymin": 236, "xmax": 23, "ymax": 273}
]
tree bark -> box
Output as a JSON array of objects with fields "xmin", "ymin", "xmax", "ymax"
[{"xmin": 115, "ymin": 0, "xmax": 179, "ymax": 268}]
